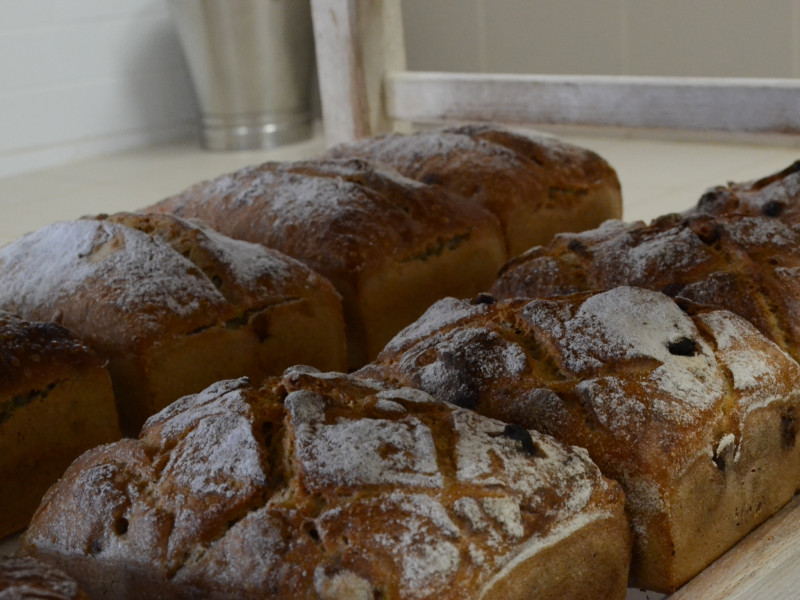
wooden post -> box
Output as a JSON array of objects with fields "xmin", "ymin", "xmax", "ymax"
[{"xmin": 310, "ymin": 0, "xmax": 406, "ymax": 147}]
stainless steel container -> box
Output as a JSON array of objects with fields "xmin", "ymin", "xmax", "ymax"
[{"xmin": 168, "ymin": 0, "xmax": 315, "ymax": 150}]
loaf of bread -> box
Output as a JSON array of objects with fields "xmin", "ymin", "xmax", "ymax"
[
  {"xmin": 0, "ymin": 556, "xmax": 88, "ymax": 599},
  {"xmin": 20, "ymin": 369, "xmax": 631, "ymax": 600},
  {"xmin": 146, "ymin": 158, "xmax": 507, "ymax": 368},
  {"xmin": 326, "ymin": 123, "xmax": 623, "ymax": 256},
  {"xmin": 359, "ymin": 287, "xmax": 800, "ymax": 592},
  {"xmin": 491, "ymin": 213, "xmax": 800, "ymax": 367},
  {"xmin": 687, "ymin": 160, "xmax": 800, "ymax": 221},
  {"xmin": 0, "ymin": 212, "xmax": 346, "ymax": 433},
  {"xmin": 0, "ymin": 310, "xmax": 120, "ymax": 538}
]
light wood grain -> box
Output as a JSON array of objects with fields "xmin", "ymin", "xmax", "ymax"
[
  {"xmin": 386, "ymin": 72, "xmax": 800, "ymax": 136},
  {"xmin": 312, "ymin": 0, "xmax": 800, "ymax": 145},
  {"xmin": 668, "ymin": 493, "xmax": 800, "ymax": 599},
  {"xmin": 310, "ymin": 0, "xmax": 405, "ymax": 146}
]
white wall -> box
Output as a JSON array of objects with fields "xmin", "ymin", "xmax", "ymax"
[
  {"xmin": 0, "ymin": 0, "xmax": 198, "ymax": 178},
  {"xmin": 402, "ymin": 0, "xmax": 800, "ymax": 78},
  {"xmin": 3, "ymin": 0, "xmax": 800, "ymax": 179}
]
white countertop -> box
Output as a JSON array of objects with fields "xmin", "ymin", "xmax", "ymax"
[{"xmin": 2, "ymin": 129, "xmax": 800, "ymax": 247}]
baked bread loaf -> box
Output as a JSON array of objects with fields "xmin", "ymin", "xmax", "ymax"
[
  {"xmin": 0, "ymin": 310, "xmax": 119, "ymax": 538},
  {"xmin": 687, "ymin": 160, "xmax": 800, "ymax": 221},
  {"xmin": 0, "ymin": 212, "xmax": 346, "ymax": 433},
  {"xmin": 490, "ymin": 213, "xmax": 800, "ymax": 366},
  {"xmin": 326, "ymin": 123, "xmax": 623, "ymax": 256},
  {"xmin": 146, "ymin": 158, "xmax": 507, "ymax": 368},
  {"xmin": 20, "ymin": 370, "xmax": 631, "ymax": 600},
  {"xmin": 0, "ymin": 556, "xmax": 87, "ymax": 599},
  {"xmin": 358, "ymin": 287, "xmax": 800, "ymax": 591}
]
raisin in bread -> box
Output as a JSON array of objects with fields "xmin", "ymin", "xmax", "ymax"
[
  {"xmin": 146, "ymin": 158, "xmax": 506, "ymax": 368},
  {"xmin": 0, "ymin": 213, "xmax": 346, "ymax": 433},
  {"xmin": 19, "ymin": 370, "xmax": 630, "ymax": 600},
  {"xmin": 687, "ymin": 160, "xmax": 800, "ymax": 221},
  {"xmin": 358, "ymin": 287, "xmax": 800, "ymax": 591},
  {"xmin": 0, "ymin": 311, "xmax": 119, "ymax": 538},
  {"xmin": 491, "ymin": 213, "xmax": 800, "ymax": 368},
  {"xmin": 326, "ymin": 123, "xmax": 623, "ymax": 256}
]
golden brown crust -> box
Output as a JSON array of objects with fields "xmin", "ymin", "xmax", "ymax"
[
  {"xmin": 360, "ymin": 288, "xmax": 800, "ymax": 591},
  {"xmin": 0, "ymin": 556, "xmax": 88, "ymax": 599},
  {"xmin": 491, "ymin": 213, "xmax": 800, "ymax": 366},
  {"xmin": 688, "ymin": 160, "xmax": 800, "ymax": 222},
  {"xmin": 21, "ymin": 372, "xmax": 629, "ymax": 600},
  {"xmin": 0, "ymin": 311, "xmax": 120, "ymax": 538},
  {"xmin": 0, "ymin": 311, "xmax": 102, "ymax": 403},
  {"xmin": 326, "ymin": 124, "xmax": 623, "ymax": 256},
  {"xmin": 0, "ymin": 213, "xmax": 347, "ymax": 432},
  {"xmin": 147, "ymin": 158, "xmax": 506, "ymax": 367}
]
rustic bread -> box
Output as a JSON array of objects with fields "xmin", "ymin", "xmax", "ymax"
[
  {"xmin": 0, "ymin": 311, "xmax": 119, "ymax": 538},
  {"xmin": 490, "ymin": 213, "xmax": 800, "ymax": 367},
  {"xmin": 687, "ymin": 160, "xmax": 800, "ymax": 221},
  {"xmin": 146, "ymin": 158, "xmax": 507, "ymax": 368},
  {"xmin": 0, "ymin": 556, "xmax": 88, "ymax": 599},
  {"xmin": 0, "ymin": 212, "xmax": 346, "ymax": 433},
  {"xmin": 326, "ymin": 123, "xmax": 623, "ymax": 256},
  {"xmin": 20, "ymin": 370, "xmax": 631, "ymax": 600},
  {"xmin": 359, "ymin": 287, "xmax": 800, "ymax": 592}
]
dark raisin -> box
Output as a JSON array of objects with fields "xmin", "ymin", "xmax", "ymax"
[
  {"xmin": 781, "ymin": 410, "xmax": 797, "ymax": 450},
  {"xmin": 502, "ymin": 423, "xmax": 539, "ymax": 456},
  {"xmin": 667, "ymin": 337, "xmax": 697, "ymax": 357},
  {"xmin": 305, "ymin": 522, "xmax": 321, "ymax": 543},
  {"xmin": 567, "ymin": 239, "xmax": 588, "ymax": 255},
  {"xmin": 114, "ymin": 516, "xmax": 129, "ymax": 536},
  {"xmin": 762, "ymin": 200, "xmax": 785, "ymax": 217},
  {"xmin": 421, "ymin": 172, "xmax": 443, "ymax": 186},
  {"xmin": 712, "ymin": 452, "xmax": 726, "ymax": 472},
  {"xmin": 473, "ymin": 292, "xmax": 495, "ymax": 305}
]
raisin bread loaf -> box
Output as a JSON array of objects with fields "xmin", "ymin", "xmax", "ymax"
[
  {"xmin": 0, "ymin": 311, "xmax": 119, "ymax": 538},
  {"xmin": 327, "ymin": 124, "xmax": 623, "ymax": 257},
  {"xmin": 490, "ymin": 213, "xmax": 800, "ymax": 367},
  {"xmin": 20, "ymin": 370, "xmax": 631, "ymax": 600},
  {"xmin": 0, "ymin": 556, "xmax": 88, "ymax": 600},
  {"xmin": 688, "ymin": 160, "xmax": 800, "ymax": 221},
  {"xmin": 358, "ymin": 287, "xmax": 800, "ymax": 592},
  {"xmin": 146, "ymin": 158, "xmax": 506, "ymax": 368},
  {"xmin": 0, "ymin": 213, "xmax": 346, "ymax": 433}
]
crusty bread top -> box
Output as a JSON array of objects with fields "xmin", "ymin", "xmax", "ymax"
[
  {"xmin": 0, "ymin": 212, "xmax": 338, "ymax": 356},
  {"xmin": 491, "ymin": 213, "xmax": 800, "ymax": 363},
  {"xmin": 363, "ymin": 287, "xmax": 800, "ymax": 479},
  {"xmin": 0, "ymin": 556, "xmax": 86, "ymax": 599},
  {"xmin": 21, "ymin": 370, "xmax": 624, "ymax": 600},
  {"xmin": 147, "ymin": 158, "xmax": 503, "ymax": 281},
  {"xmin": 0, "ymin": 310, "xmax": 104, "ymax": 407},
  {"xmin": 688, "ymin": 160, "xmax": 800, "ymax": 221},
  {"xmin": 326, "ymin": 123, "xmax": 622, "ymax": 254}
]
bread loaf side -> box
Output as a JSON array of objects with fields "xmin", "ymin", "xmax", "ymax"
[
  {"xmin": 20, "ymin": 371, "xmax": 630, "ymax": 600},
  {"xmin": 359, "ymin": 287, "xmax": 800, "ymax": 591},
  {"xmin": 0, "ymin": 213, "xmax": 346, "ymax": 432},
  {"xmin": 147, "ymin": 158, "xmax": 506, "ymax": 368},
  {"xmin": 0, "ymin": 311, "xmax": 120, "ymax": 538}
]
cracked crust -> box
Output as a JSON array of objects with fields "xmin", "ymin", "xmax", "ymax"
[
  {"xmin": 0, "ymin": 213, "xmax": 346, "ymax": 432},
  {"xmin": 146, "ymin": 158, "xmax": 506, "ymax": 368},
  {"xmin": 326, "ymin": 123, "xmax": 623, "ymax": 257},
  {"xmin": 20, "ymin": 371, "xmax": 630, "ymax": 600},
  {"xmin": 360, "ymin": 288, "xmax": 800, "ymax": 591}
]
